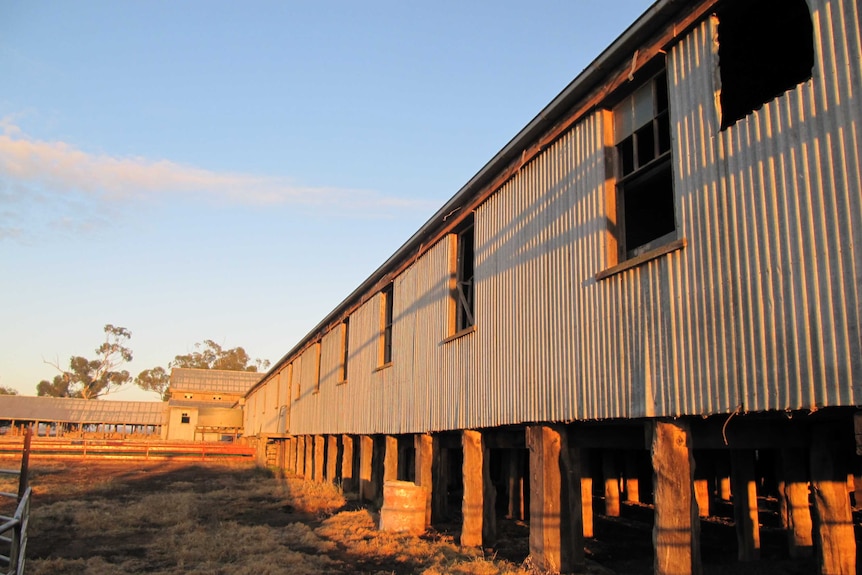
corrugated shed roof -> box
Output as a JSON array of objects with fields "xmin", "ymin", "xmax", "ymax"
[
  {"xmin": 0, "ymin": 396, "xmax": 166, "ymax": 425},
  {"xmin": 169, "ymin": 368, "xmax": 263, "ymax": 394}
]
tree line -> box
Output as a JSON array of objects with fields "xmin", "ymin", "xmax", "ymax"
[{"xmin": 32, "ymin": 324, "xmax": 270, "ymax": 401}]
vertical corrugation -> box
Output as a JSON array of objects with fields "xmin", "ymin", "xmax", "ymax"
[{"xmin": 251, "ymin": 0, "xmax": 861, "ymax": 437}]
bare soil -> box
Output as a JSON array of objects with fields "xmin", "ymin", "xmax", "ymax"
[{"xmin": 2, "ymin": 459, "xmax": 857, "ymax": 574}]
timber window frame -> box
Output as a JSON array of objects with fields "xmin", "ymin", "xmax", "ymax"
[
  {"xmin": 378, "ymin": 283, "xmax": 394, "ymax": 368},
  {"xmin": 612, "ymin": 69, "xmax": 677, "ymax": 262},
  {"xmin": 448, "ymin": 213, "xmax": 475, "ymax": 338},
  {"xmin": 292, "ymin": 360, "xmax": 301, "ymax": 401},
  {"xmin": 313, "ymin": 341, "xmax": 322, "ymax": 394},
  {"xmin": 338, "ymin": 319, "xmax": 349, "ymax": 384},
  {"xmin": 716, "ymin": 0, "xmax": 814, "ymax": 130}
]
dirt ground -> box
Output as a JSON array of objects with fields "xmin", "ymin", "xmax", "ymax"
[{"xmin": 2, "ymin": 459, "xmax": 858, "ymax": 574}]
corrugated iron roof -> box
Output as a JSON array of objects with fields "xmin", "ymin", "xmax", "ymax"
[
  {"xmin": 169, "ymin": 368, "xmax": 263, "ymax": 394},
  {"xmin": 0, "ymin": 396, "xmax": 166, "ymax": 425}
]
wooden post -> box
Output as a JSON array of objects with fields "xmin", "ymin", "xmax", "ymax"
[
  {"xmin": 304, "ymin": 436, "xmax": 314, "ymax": 479},
  {"xmin": 18, "ymin": 426, "xmax": 32, "ymax": 499},
  {"xmin": 432, "ymin": 444, "xmax": 449, "ymax": 522},
  {"xmin": 461, "ymin": 429, "xmax": 484, "ymax": 547},
  {"xmin": 603, "ymin": 450, "xmax": 621, "ymax": 517},
  {"xmin": 624, "ymin": 450, "xmax": 641, "ymax": 503},
  {"xmin": 341, "ymin": 435, "xmax": 355, "ymax": 493},
  {"xmin": 581, "ymin": 448, "xmax": 594, "ymax": 538},
  {"xmin": 526, "ymin": 425, "xmax": 584, "ymax": 573},
  {"xmin": 287, "ymin": 437, "xmax": 296, "ymax": 474},
  {"xmin": 505, "ymin": 449, "xmax": 522, "ymax": 519},
  {"xmin": 296, "ymin": 436, "xmax": 306, "ymax": 478},
  {"xmin": 779, "ymin": 447, "xmax": 813, "ymax": 558},
  {"xmin": 371, "ymin": 436, "xmax": 385, "ymax": 507},
  {"xmin": 651, "ymin": 420, "xmax": 702, "ymax": 575},
  {"xmin": 715, "ymin": 452, "xmax": 732, "ymax": 502},
  {"xmin": 384, "ymin": 435, "xmax": 399, "ymax": 482},
  {"xmin": 483, "ymin": 439, "xmax": 497, "ymax": 546},
  {"xmin": 854, "ymin": 464, "xmax": 862, "ymax": 510},
  {"xmin": 415, "ymin": 434, "xmax": 434, "ymax": 528},
  {"xmin": 810, "ymin": 424, "xmax": 856, "ymax": 575},
  {"xmin": 693, "ymin": 452, "xmax": 711, "ymax": 517},
  {"xmin": 326, "ymin": 435, "xmax": 339, "ymax": 483},
  {"xmin": 359, "ymin": 435, "xmax": 374, "ymax": 503},
  {"xmin": 730, "ymin": 450, "xmax": 760, "ymax": 561},
  {"xmin": 313, "ymin": 436, "xmax": 325, "ymax": 482},
  {"xmin": 560, "ymin": 429, "xmax": 586, "ymax": 572}
]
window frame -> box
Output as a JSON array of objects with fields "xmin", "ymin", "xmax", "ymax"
[
  {"xmin": 291, "ymin": 360, "xmax": 300, "ymax": 402},
  {"xmin": 313, "ymin": 341, "xmax": 322, "ymax": 394},
  {"xmin": 338, "ymin": 319, "xmax": 349, "ymax": 384},
  {"xmin": 611, "ymin": 68, "xmax": 678, "ymax": 263},
  {"xmin": 378, "ymin": 283, "xmax": 394, "ymax": 368},
  {"xmin": 448, "ymin": 213, "xmax": 476, "ymax": 338}
]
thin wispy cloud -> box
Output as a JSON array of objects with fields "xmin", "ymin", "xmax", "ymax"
[{"xmin": 0, "ymin": 121, "xmax": 426, "ymax": 210}]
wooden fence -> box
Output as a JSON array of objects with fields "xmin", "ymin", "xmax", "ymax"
[
  {"xmin": 0, "ymin": 428, "xmax": 31, "ymax": 575},
  {"xmin": 0, "ymin": 437, "xmax": 254, "ymax": 461}
]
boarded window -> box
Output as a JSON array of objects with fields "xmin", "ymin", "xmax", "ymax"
[
  {"xmin": 452, "ymin": 214, "xmax": 475, "ymax": 333},
  {"xmin": 380, "ymin": 284, "xmax": 394, "ymax": 365},
  {"xmin": 717, "ymin": 0, "xmax": 814, "ymax": 129},
  {"xmin": 614, "ymin": 70, "xmax": 675, "ymax": 259}
]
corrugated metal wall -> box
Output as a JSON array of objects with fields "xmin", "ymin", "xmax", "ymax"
[
  {"xmin": 670, "ymin": 2, "xmax": 862, "ymax": 414},
  {"xmin": 251, "ymin": 0, "xmax": 862, "ymax": 436}
]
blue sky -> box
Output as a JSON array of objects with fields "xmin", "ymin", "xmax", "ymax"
[{"xmin": 1, "ymin": 0, "xmax": 653, "ymax": 400}]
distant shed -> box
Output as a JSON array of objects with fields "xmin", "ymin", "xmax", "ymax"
[
  {"xmin": 0, "ymin": 395, "xmax": 165, "ymax": 437},
  {"xmin": 164, "ymin": 368, "xmax": 262, "ymax": 441}
]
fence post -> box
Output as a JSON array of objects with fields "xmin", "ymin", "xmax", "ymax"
[{"xmin": 17, "ymin": 425, "xmax": 32, "ymax": 501}]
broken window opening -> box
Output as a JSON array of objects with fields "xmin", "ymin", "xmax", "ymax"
[
  {"xmin": 452, "ymin": 214, "xmax": 475, "ymax": 333},
  {"xmin": 614, "ymin": 70, "xmax": 676, "ymax": 259},
  {"xmin": 717, "ymin": 0, "xmax": 814, "ymax": 130}
]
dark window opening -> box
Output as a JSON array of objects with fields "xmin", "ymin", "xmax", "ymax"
[
  {"xmin": 180, "ymin": 412, "xmax": 190, "ymax": 424},
  {"xmin": 622, "ymin": 162, "xmax": 675, "ymax": 251},
  {"xmin": 314, "ymin": 341, "xmax": 322, "ymax": 392},
  {"xmin": 380, "ymin": 284, "xmax": 394, "ymax": 365},
  {"xmin": 614, "ymin": 70, "xmax": 676, "ymax": 259},
  {"xmin": 717, "ymin": 0, "xmax": 814, "ymax": 129},
  {"xmin": 340, "ymin": 319, "xmax": 349, "ymax": 382},
  {"xmin": 454, "ymin": 214, "xmax": 475, "ymax": 332}
]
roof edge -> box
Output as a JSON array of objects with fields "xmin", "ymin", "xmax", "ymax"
[{"xmin": 250, "ymin": 0, "xmax": 697, "ymax": 397}]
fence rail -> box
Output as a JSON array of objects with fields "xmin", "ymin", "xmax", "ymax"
[
  {"xmin": 0, "ymin": 428, "xmax": 30, "ymax": 575},
  {"xmin": 0, "ymin": 437, "xmax": 254, "ymax": 461}
]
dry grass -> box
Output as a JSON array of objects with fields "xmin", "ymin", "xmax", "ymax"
[{"xmin": 11, "ymin": 460, "xmax": 533, "ymax": 575}]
